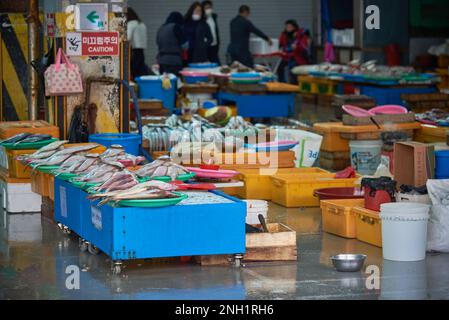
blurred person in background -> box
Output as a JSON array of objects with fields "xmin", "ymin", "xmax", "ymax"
[
  {"xmin": 157, "ymin": 11, "xmax": 186, "ymax": 76},
  {"xmin": 183, "ymin": 2, "xmax": 213, "ymax": 64},
  {"xmin": 127, "ymin": 7, "xmax": 150, "ymax": 78},
  {"xmin": 278, "ymin": 20, "xmax": 311, "ymax": 83},
  {"xmin": 202, "ymin": 0, "xmax": 220, "ymax": 64},
  {"xmin": 228, "ymin": 5, "xmax": 272, "ymax": 68}
]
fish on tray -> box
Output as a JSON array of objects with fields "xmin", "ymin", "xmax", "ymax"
[
  {"xmin": 91, "ymin": 170, "xmax": 139, "ymax": 192},
  {"xmin": 134, "ymin": 156, "xmax": 190, "ymax": 181},
  {"xmin": 13, "ymin": 134, "xmax": 52, "ymax": 145},
  {"xmin": 88, "ymin": 180, "xmax": 179, "ymax": 206},
  {"xmin": 1, "ymin": 133, "xmax": 32, "ymax": 144},
  {"xmin": 16, "ymin": 140, "xmax": 69, "ymax": 162}
]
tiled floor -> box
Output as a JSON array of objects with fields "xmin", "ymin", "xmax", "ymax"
[{"xmin": 1, "ymin": 203, "xmax": 448, "ymax": 300}]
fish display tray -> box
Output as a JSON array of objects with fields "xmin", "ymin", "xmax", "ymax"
[
  {"xmin": 118, "ymin": 192, "xmax": 188, "ymax": 208},
  {"xmin": 0, "ymin": 138, "xmax": 58, "ymax": 150},
  {"xmin": 77, "ymin": 189, "xmax": 246, "ymax": 261}
]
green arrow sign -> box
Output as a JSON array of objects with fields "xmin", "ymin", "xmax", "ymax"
[{"xmin": 87, "ymin": 11, "xmax": 100, "ymax": 24}]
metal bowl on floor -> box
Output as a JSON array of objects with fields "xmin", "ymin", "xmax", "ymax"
[{"xmin": 330, "ymin": 254, "xmax": 367, "ymax": 272}]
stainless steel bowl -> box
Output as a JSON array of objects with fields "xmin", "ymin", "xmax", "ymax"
[{"xmin": 330, "ymin": 254, "xmax": 367, "ymax": 272}]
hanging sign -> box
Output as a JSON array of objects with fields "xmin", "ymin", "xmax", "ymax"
[
  {"xmin": 66, "ymin": 32, "xmax": 119, "ymax": 56},
  {"xmin": 75, "ymin": 3, "xmax": 108, "ymax": 31}
]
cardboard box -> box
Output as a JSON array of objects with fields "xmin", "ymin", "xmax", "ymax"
[{"xmin": 394, "ymin": 142, "xmax": 434, "ymax": 187}]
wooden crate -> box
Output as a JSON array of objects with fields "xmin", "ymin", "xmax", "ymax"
[
  {"xmin": 401, "ymin": 93, "xmax": 449, "ymax": 113},
  {"xmin": 198, "ymin": 223, "xmax": 297, "ymax": 265},
  {"xmin": 320, "ymin": 157, "xmax": 351, "ymax": 171},
  {"xmin": 41, "ymin": 196, "xmax": 54, "ymax": 222},
  {"xmin": 181, "ymin": 83, "xmax": 219, "ymax": 94},
  {"xmin": 438, "ymin": 55, "xmax": 449, "ymax": 68},
  {"xmin": 138, "ymin": 99, "xmax": 163, "ymax": 110},
  {"xmin": 341, "ymin": 129, "xmax": 414, "ymax": 140},
  {"xmin": 300, "ymin": 93, "xmax": 317, "ymax": 105},
  {"xmin": 0, "ymin": 120, "xmax": 60, "ymax": 139},
  {"xmin": 342, "ymin": 113, "xmax": 416, "ymax": 126}
]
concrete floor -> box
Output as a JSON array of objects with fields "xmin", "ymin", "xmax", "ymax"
[{"xmin": 1, "ymin": 203, "xmax": 449, "ymax": 300}]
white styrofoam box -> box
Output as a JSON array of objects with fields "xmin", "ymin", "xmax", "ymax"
[
  {"xmin": 250, "ymin": 38, "xmax": 279, "ymax": 55},
  {"xmin": 0, "ymin": 179, "xmax": 42, "ymax": 213},
  {"xmin": 332, "ymin": 29, "xmax": 354, "ymax": 47},
  {"xmin": 0, "ymin": 210, "xmax": 42, "ymax": 242},
  {"xmin": 0, "ymin": 146, "xmax": 8, "ymax": 170}
]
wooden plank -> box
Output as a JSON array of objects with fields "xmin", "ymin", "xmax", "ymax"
[
  {"xmin": 342, "ymin": 113, "xmax": 416, "ymax": 126},
  {"xmin": 246, "ymin": 223, "xmax": 296, "ymax": 248},
  {"xmin": 244, "ymin": 246, "xmax": 297, "ymax": 262},
  {"xmin": 138, "ymin": 100, "xmax": 163, "ymax": 110},
  {"xmin": 341, "ymin": 129, "xmax": 414, "ymax": 140}
]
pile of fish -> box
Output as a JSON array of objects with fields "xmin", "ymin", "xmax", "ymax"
[
  {"xmin": 0, "ymin": 132, "xmax": 54, "ymax": 146},
  {"xmin": 91, "ymin": 170, "xmax": 139, "ymax": 193},
  {"xmin": 19, "ymin": 141, "xmax": 99, "ymax": 169},
  {"xmin": 70, "ymin": 161, "xmax": 125, "ymax": 184},
  {"xmin": 88, "ymin": 180, "xmax": 180, "ymax": 206},
  {"xmin": 416, "ymin": 109, "xmax": 449, "ymax": 126},
  {"xmin": 99, "ymin": 145, "xmax": 145, "ymax": 166},
  {"xmin": 134, "ymin": 156, "xmax": 191, "ymax": 181}
]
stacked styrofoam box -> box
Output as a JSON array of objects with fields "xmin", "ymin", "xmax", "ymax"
[
  {"xmin": 0, "ymin": 179, "xmax": 42, "ymax": 213},
  {"xmin": 0, "ymin": 211, "xmax": 42, "ymax": 242},
  {"xmin": 244, "ymin": 200, "xmax": 268, "ymax": 225},
  {"xmin": 332, "ymin": 29, "xmax": 355, "ymax": 47},
  {"xmin": 250, "ymin": 38, "xmax": 279, "ymax": 55}
]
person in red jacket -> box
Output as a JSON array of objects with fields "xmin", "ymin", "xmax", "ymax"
[{"xmin": 278, "ymin": 20, "xmax": 311, "ymax": 83}]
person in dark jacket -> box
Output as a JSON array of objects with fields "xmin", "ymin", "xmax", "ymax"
[
  {"xmin": 202, "ymin": 0, "xmax": 220, "ymax": 64},
  {"xmin": 183, "ymin": 2, "xmax": 213, "ymax": 64},
  {"xmin": 157, "ymin": 12, "xmax": 186, "ymax": 75},
  {"xmin": 227, "ymin": 5, "xmax": 272, "ymax": 68}
]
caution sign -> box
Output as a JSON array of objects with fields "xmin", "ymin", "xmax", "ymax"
[{"xmin": 66, "ymin": 32, "xmax": 119, "ymax": 56}]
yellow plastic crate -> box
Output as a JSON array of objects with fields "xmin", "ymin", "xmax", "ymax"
[
  {"xmin": 414, "ymin": 124, "xmax": 449, "ymax": 143},
  {"xmin": 270, "ymin": 173, "xmax": 360, "ymax": 208},
  {"xmin": 6, "ymin": 148, "xmax": 34, "ymax": 179},
  {"xmin": 236, "ymin": 167, "xmax": 329, "ymax": 200},
  {"xmin": 298, "ymin": 75, "xmax": 318, "ymax": 94},
  {"xmin": 320, "ymin": 199, "xmax": 365, "ymax": 239},
  {"xmin": 353, "ymin": 207, "xmax": 382, "ymax": 247},
  {"xmin": 49, "ymin": 174, "xmax": 55, "ymax": 201},
  {"xmin": 315, "ymin": 78, "xmax": 338, "ymax": 96}
]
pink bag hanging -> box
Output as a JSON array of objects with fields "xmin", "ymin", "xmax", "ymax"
[
  {"xmin": 44, "ymin": 48, "xmax": 83, "ymax": 96},
  {"xmin": 324, "ymin": 42, "xmax": 336, "ymax": 63}
]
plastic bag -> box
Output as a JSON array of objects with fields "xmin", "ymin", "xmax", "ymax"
[
  {"xmin": 275, "ymin": 129, "xmax": 322, "ymax": 167},
  {"xmin": 426, "ymin": 179, "xmax": 449, "ymax": 253}
]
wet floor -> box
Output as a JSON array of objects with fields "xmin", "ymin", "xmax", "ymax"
[{"xmin": 1, "ymin": 203, "xmax": 449, "ymax": 300}]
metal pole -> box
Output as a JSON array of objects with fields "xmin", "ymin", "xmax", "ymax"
[{"xmin": 27, "ymin": 0, "xmax": 40, "ymax": 120}]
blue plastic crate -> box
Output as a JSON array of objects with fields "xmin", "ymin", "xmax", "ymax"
[
  {"xmin": 360, "ymin": 85, "xmax": 438, "ymax": 105},
  {"xmin": 135, "ymin": 76, "xmax": 177, "ymax": 112},
  {"xmin": 184, "ymin": 76, "xmax": 209, "ymax": 84},
  {"xmin": 79, "ymin": 190, "xmax": 246, "ymax": 261},
  {"xmin": 89, "ymin": 133, "xmax": 141, "ymax": 156},
  {"xmin": 54, "ymin": 178, "xmax": 84, "ymax": 237}
]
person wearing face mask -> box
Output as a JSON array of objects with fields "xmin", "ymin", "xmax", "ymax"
[
  {"xmin": 278, "ymin": 20, "xmax": 311, "ymax": 83},
  {"xmin": 202, "ymin": 1, "xmax": 220, "ymax": 64},
  {"xmin": 183, "ymin": 2, "xmax": 213, "ymax": 64},
  {"xmin": 228, "ymin": 5, "xmax": 272, "ymax": 68}
]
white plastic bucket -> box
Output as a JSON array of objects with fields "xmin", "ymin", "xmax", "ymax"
[
  {"xmin": 245, "ymin": 200, "xmax": 268, "ymax": 225},
  {"xmin": 349, "ymin": 140, "xmax": 382, "ymax": 175},
  {"xmin": 380, "ymin": 203, "xmax": 430, "ymax": 262}
]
